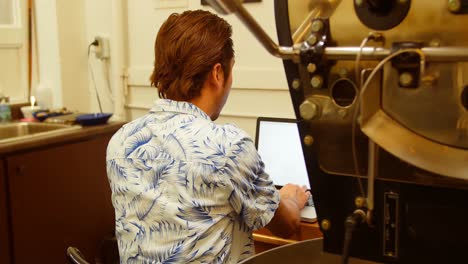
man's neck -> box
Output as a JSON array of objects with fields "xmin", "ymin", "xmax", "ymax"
[{"xmin": 189, "ymin": 96, "xmax": 216, "ymax": 121}]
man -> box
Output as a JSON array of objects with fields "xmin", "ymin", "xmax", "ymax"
[{"xmin": 106, "ymin": 10, "xmax": 309, "ymax": 263}]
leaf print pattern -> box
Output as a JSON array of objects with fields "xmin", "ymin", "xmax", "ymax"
[
  {"xmin": 176, "ymin": 199, "xmax": 213, "ymax": 224},
  {"xmin": 163, "ymin": 134, "xmax": 187, "ymax": 160},
  {"xmin": 124, "ymin": 127, "xmax": 153, "ymax": 157},
  {"xmin": 106, "ymin": 99, "xmax": 279, "ymax": 263},
  {"xmin": 107, "ymin": 159, "xmax": 128, "ymax": 179},
  {"xmin": 129, "ymin": 189, "xmax": 163, "ymax": 221}
]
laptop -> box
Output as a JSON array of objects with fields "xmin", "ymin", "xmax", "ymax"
[{"xmin": 255, "ymin": 117, "xmax": 317, "ymax": 223}]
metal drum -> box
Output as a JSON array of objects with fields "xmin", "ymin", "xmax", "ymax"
[{"xmin": 239, "ymin": 239, "xmax": 377, "ymax": 264}]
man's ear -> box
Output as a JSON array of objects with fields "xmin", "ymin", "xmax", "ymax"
[{"xmin": 210, "ymin": 63, "xmax": 224, "ymax": 89}]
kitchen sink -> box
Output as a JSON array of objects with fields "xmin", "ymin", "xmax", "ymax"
[{"xmin": 0, "ymin": 122, "xmax": 82, "ymax": 144}]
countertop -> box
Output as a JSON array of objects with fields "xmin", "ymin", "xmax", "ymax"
[{"xmin": 0, "ymin": 121, "xmax": 126, "ymax": 156}]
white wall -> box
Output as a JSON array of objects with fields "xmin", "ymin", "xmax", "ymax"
[
  {"xmin": 34, "ymin": 0, "xmax": 114, "ymax": 112},
  {"xmin": 35, "ymin": 0, "xmax": 86, "ymax": 110},
  {"xmin": 56, "ymin": 0, "xmax": 91, "ymax": 112},
  {"xmin": 125, "ymin": 0, "xmax": 295, "ymax": 138},
  {"xmin": 34, "ymin": 0, "xmax": 295, "ymax": 138},
  {"xmin": 83, "ymin": 0, "xmax": 114, "ymax": 114}
]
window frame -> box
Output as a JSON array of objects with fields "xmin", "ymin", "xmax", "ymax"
[{"xmin": 0, "ymin": 0, "xmax": 23, "ymax": 48}]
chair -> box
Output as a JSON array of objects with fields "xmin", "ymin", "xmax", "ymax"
[
  {"xmin": 67, "ymin": 237, "xmax": 119, "ymax": 264},
  {"xmin": 67, "ymin": 247, "xmax": 91, "ymax": 264}
]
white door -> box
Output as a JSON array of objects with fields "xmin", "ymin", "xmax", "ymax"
[{"xmin": 0, "ymin": 0, "xmax": 29, "ymax": 103}]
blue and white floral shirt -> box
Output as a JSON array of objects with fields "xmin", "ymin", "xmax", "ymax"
[{"xmin": 106, "ymin": 99, "xmax": 279, "ymax": 263}]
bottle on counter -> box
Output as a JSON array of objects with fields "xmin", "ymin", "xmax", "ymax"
[
  {"xmin": 33, "ymin": 83, "xmax": 53, "ymax": 110},
  {"xmin": 0, "ymin": 97, "xmax": 11, "ymax": 123}
]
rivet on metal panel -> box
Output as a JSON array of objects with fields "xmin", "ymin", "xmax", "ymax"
[
  {"xmin": 321, "ymin": 219, "xmax": 331, "ymax": 231},
  {"xmin": 306, "ymin": 34, "xmax": 318, "ymax": 46},
  {"xmin": 310, "ymin": 75, "xmax": 324, "ymax": 89},
  {"xmin": 311, "ymin": 20, "xmax": 324, "ymax": 33},
  {"xmin": 307, "ymin": 63, "xmax": 317, "ymax": 73},
  {"xmin": 448, "ymin": 0, "xmax": 462, "ymax": 12},
  {"xmin": 399, "ymin": 72, "xmax": 414, "ymax": 87},
  {"xmin": 300, "ymin": 100, "xmax": 319, "ymax": 120},
  {"xmin": 304, "ymin": 135, "xmax": 314, "ymax": 146},
  {"xmin": 291, "ymin": 79, "xmax": 301, "ymax": 90}
]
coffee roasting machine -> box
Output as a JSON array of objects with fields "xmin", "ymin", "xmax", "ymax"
[{"xmin": 207, "ymin": 0, "xmax": 468, "ymax": 263}]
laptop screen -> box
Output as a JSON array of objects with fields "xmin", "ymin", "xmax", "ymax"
[{"xmin": 255, "ymin": 117, "xmax": 310, "ymax": 189}]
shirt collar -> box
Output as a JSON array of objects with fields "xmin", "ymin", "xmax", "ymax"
[{"xmin": 150, "ymin": 99, "xmax": 211, "ymax": 121}]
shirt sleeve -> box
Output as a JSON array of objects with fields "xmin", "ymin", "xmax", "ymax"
[{"xmin": 223, "ymin": 131, "xmax": 280, "ymax": 231}]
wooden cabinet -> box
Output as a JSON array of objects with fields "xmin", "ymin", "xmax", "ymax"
[
  {"xmin": 0, "ymin": 160, "xmax": 12, "ymax": 264},
  {"xmin": 253, "ymin": 222, "xmax": 323, "ymax": 253},
  {"xmin": 2, "ymin": 132, "xmax": 117, "ymax": 264}
]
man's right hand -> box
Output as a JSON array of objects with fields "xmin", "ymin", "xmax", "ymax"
[
  {"xmin": 278, "ymin": 184, "xmax": 310, "ymax": 210},
  {"xmin": 265, "ymin": 183, "xmax": 311, "ymax": 238}
]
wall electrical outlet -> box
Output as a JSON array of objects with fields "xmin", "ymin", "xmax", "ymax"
[{"xmin": 94, "ymin": 36, "xmax": 110, "ymax": 60}]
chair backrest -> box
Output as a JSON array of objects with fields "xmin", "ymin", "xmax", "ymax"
[{"xmin": 67, "ymin": 247, "xmax": 91, "ymax": 264}]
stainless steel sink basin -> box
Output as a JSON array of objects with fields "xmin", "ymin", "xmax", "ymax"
[{"xmin": 0, "ymin": 122, "xmax": 82, "ymax": 144}]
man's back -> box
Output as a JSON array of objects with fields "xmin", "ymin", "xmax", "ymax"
[{"xmin": 106, "ymin": 99, "xmax": 279, "ymax": 263}]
